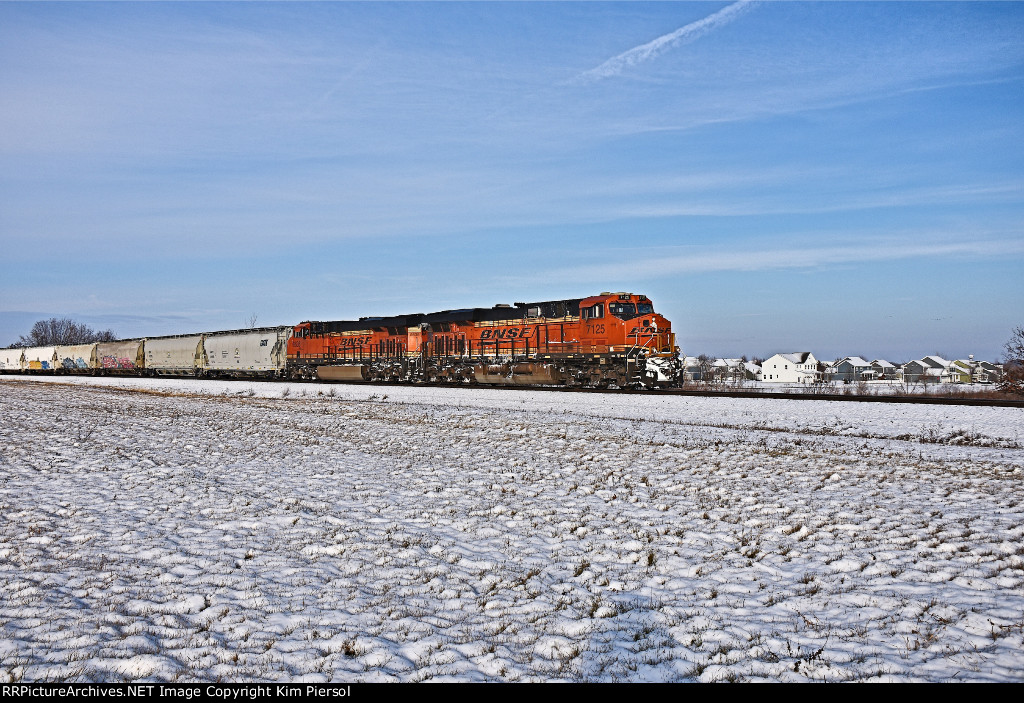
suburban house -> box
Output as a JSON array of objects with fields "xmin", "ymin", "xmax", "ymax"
[
  {"xmin": 743, "ymin": 361, "xmax": 762, "ymax": 381},
  {"xmin": 950, "ymin": 359, "xmax": 975, "ymax": 384},
  {"xmin": 682, "ymin": 357, "xmax": 752, "ymax": 384},
  {"xmin": 682, "ymin": 356, "xmax": 706, "ymax": 383},
  {"xmin": 762, "ymin": 352, "xmax": 821, "ymax": 383},
  {"xmin": 901, "ymin": 361, "xmax": 941, "ymax": 383},
  {"xmin": 831, "ymin": 356, "xmax": 873, "ymax": 383},
  {"xmin": 710, "ymin": 358, "xmax": 747, "ymax": 383},
  {"xmin": 948, "ymin": 358, "xmax": 1004, "ymax": 384},
  {"xmin": 870, "ymin": 359, "xmax": 899, "ymax": 380},
  {"xmin": 974, "ymin": 361, "xmax": 1003, "ymax": 383},
  {"xmin": 903, "ymin": 356, "xmax": 954, "ymax": 384}
]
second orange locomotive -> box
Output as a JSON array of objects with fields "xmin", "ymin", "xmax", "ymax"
[{"xmin": 288, "ymin": 292, "xmax": 680, "ymax": 387}]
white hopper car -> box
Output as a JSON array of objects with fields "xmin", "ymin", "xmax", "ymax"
[{"xmin": 2, "ymin": 327, "xmax": 292, "ymax": 378}]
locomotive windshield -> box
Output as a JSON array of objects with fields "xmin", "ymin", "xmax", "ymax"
[
  {"xmin": 609, "ymin": 302, "xmax": 656, "ymax": 320},
  {"xmin": 609, "ymin": 303, "xmax": 635, "ymax": 319}
]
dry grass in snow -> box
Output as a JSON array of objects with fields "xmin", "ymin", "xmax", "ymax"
[{"xmin": 0, "ymin": 376, "xmax": 1022, "ymax": 682}]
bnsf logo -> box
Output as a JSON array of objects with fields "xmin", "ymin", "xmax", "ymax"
[
  {"xmin": 629, "ymin": 325, "xmax": 659, "ymax": 336},
  {"xmin": 339, "ymin": 336, "xmax": 372, "ymax": 348},
  {"xmin": 480, "ymin": 328, "xmax": 534, "ymax": 340}
]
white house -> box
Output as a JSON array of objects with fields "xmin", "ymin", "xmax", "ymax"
[{"xmin": 762, "ymin": 352, "xmax": 820, "ymax": 383}]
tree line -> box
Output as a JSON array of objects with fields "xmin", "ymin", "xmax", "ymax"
[{"xmin": 9, "ymin": 317, "xmax": 116, "ymax": 348}]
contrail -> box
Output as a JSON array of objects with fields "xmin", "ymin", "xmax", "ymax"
[{"xmin": 579, "ymin": 1, "xmax": 756, "ymax": 82}]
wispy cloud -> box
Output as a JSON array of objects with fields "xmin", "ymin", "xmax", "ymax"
[
  {"xmin": 577, "ymin": 1, "xmax": 757, "ymax": 83},
  {"xmin": 527, "ymin": 236, "xmax": 1024, "ymax": 284}
]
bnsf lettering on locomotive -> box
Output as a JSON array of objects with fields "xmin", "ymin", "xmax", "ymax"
[
  {"xmin": 629, "ymin": 325, "xmax": 659, "ymax": 335},
  {"xmin": 480, "ymin": 328, "xmax": 532, "ymax": 340}
]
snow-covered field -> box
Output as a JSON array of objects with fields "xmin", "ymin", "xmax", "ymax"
[{"xmin": 1, "ymin": 375, "xmax": 1022, "ymax": 682}]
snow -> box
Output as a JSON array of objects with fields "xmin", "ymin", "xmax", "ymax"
[
  {"xmin": 778, "ymin": 352, "xmax": 814, "ymax": 364},
  {"xmin": 1, "ymin": 375, "xmax": 1022, "ymax": 682}
]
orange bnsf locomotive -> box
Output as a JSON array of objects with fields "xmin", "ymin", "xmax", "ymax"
[{"xmin": 289, "ymin": 292, "xmax": 680, "ymax": 388}]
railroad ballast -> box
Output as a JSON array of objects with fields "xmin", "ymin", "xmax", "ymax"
[{"xmin": 1, "ymin": 293, "xmax": 681, "ymax": 388}]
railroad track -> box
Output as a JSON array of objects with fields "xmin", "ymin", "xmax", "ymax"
[
  {"xmin": 289, "ymin": 378, "xmax": 1024, "ymax": 408},
  {"xmin": 5, "ymin": 374, "xmax": 1022, "ymax": 408}
]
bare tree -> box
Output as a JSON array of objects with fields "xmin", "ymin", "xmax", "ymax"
[
  {"xmin": 16, "ymin": 318, "xmax": 116, "ymax": 346},
  {"xmin": 247, "ymin": 313, "xmax": 259, "ymax": 329},
  {"xmin": 1005, "ymin": 325, "xmax": 1024, "ymax": 363},
  {"xmin": 696, "ymin": 354, "xmax": 714, "ymax": 385},
  {"xmin": 999, "ymin": 326, "xmax": 1024, "ymax": 395}
]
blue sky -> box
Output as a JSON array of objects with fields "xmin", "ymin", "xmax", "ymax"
[{"xmin": 1, "ymin": 1, "xmax": 1022, "ymax": 361}]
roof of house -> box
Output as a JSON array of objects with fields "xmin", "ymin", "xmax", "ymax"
[
  {"xmin": 870, "ymin": 359, "xmax": 895, "ymax": 367},
  {"xmin": 777, "ymin": 352, "xmax": 813, "ymax": 364},
  {"xmin": 921, "ymin": 355, "xmax": 951, "ymax": 368},
  {"xmin": 840, "ymin": 356, "xmax": 871, "ymax": 367}
]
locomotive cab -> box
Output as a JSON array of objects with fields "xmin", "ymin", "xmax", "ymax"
[
  {"xmin": 576, "ymin": 292, "xmax": 679, "ymax": 386},
  {"xmin": 579, "ymin": 293, "xmax": 675, "ymax": 352}
]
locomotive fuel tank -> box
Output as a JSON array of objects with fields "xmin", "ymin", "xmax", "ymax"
[
  {"xmin": 317, "ymin": 365, "xmax": 369, "ymax": 381},
  {"xmin": 473, "ymin": 362, "xmax": 564, "ymax": 385}
]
